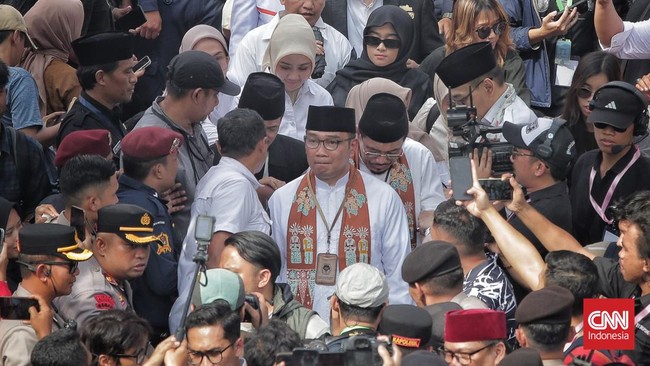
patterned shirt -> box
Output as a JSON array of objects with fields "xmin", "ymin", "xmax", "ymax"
[{"xmin": 463, "ymin": 252, "xmax": 518, "ymax": 347}]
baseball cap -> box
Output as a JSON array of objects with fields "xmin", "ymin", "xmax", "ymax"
[
  {"xmin": 335, "ymin": 263, "xmax": 388, "ymax": 308},
  {"xmin": 587, "ymin": 81, "xmax": 648, "ymax": 129},
  {"xmin": 0, "ymin": 5, "xmax": 37, "ymax": 50},
  {"xmin": 191, "ymin": 268, "xmax": 245, "ymax": 311},
  {"xmin": 168, "ymin": 50, "xmax": 240, "ymax": 96}
]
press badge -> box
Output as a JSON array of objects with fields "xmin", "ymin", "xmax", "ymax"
[{"xmin": 315, "ymin": 253, "xmax": 338, "ymax": 286}]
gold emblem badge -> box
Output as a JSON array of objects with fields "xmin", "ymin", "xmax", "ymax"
[{"xmin": 140, "ymin": 213, "xmax": 151, "ymax": 226}]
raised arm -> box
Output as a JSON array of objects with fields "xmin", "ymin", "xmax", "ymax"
[{"xmin": 594, "ymin": 0, "xmax": 624, "ymax": 48}]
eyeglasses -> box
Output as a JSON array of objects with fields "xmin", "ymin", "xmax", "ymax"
[
  {"xmin": 107, "ymin": 347, "xmax": 147, "ymax": 365},
  {"xmin": 188, "ymin": 343, "xmax": 234, "ymax": 365},
  {"xmin": 510, "ymin": 149, "xmax": 536, "ymax": 158},
  {"xmin": 593, "ymin": 122, "xmax": 628, "ymax": 133},
  {"xmin": 17, "ymin": 260, "xmax": 79, "ymax": 274},
  {"xmin": 451, "ymin": 79, "xmax": 486, "ymax": 107},
  {"xmin": 577, "ymin": 86, "xmax": 595, "ymax": 99},
  {"xmin": 475, "ymin": 21, "xmax": 506, "ymax": 40},
  {"xmin": 304, "ymin": 136, "xmax": 353, "ymax": 151},
  {"xmin": 360, "ymin": 143, "xmax": 403, "ymax": 160},
  {"xmin": 439, "ymin": 342, "xmax": 496, "ymax": 365},
  {"xmin": 363, "ymin": 35, "xmax": 402, "ymax": 49}
]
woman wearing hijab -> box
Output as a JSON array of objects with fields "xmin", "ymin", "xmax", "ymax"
[
  {"xmin": 179, "ymin": 24, "xmax": 235, "ymax": 146},
  {"xmin": 261, "ymin": 14, "xmax": 333, "ymax": 141},
  {"xmin": 327, "ymin": 5, "xmax": 431, "ymax": 120},
  {"xmin": 22, "ymin": 0, "xmax": 84, "ymax": 116}
]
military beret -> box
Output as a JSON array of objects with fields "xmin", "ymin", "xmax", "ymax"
[
  {"xmin": 437, "ymin": 42, "xmax": 497, "ymax": 89},
  {"xmin": 445, "ymin": 309, "xmax": 506, "ymax": 342},
  {"xmin": 18, "ymin": 223, "xmax": 92, "ymax": 261},
  {"xmin": 238, "ymin": 72, "xmax": 286, "ymax": 121},
  {"xmin": 425, "ymin": 301, "xmax": 462, "ymax": 350},
  {"xmin": 402, "ymin": 241, "xmax": 461, "ymax": 284},
  {"xmin": 97, "ymin": 204, "xmax": 160, "ymax": 246},
  {"xmin": 379, "ymin": 304, "xmax": 433, "ymax": 349},
  {"xmin": 499, "ymin": 347, "xmax": 543, "ymax": 366},
  {"xmin": 122, "ymin": 127, "xmax": 184, "ymax": 160},
  {"xmin": 55, "ymin": 129, "xmax": 112, "ymax": 168},
  {"xmin": 72, "ymin": 31, "xmax": 134, "ymax": 66},
  {"xmin": 515, "ymin": 286, "xmax": 574, "ymax": 325},
  {"xmin": 358, "ymin": 93, "xmax": 409, "ymax": 143},
  {"xmin": 306, "ymin": 106, "xmax": 356, "ymax": 134}
]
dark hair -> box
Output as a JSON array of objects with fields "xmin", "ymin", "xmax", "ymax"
[
  {"xmin": 521, "ymin": 323, "xmax": 571, "ymax": 353},
  {"xmin": 80, "ymin": 310, "xmax": 151, "ymax": 359},
  {"xmin": 561, "ymin": 52, "xmax": 621, "ymax": 127},
  {"xmin": 469, "ymin": 65, "xmax": 505, "ymax": 88},
  {"xmin": 433, "ymin": 199, "xmax": 487, "ymax": 255},
  {"xmin": 0, "ymin": 30, "xmax": 12, "ymax": 44},
  {"xmin": 76, "ymin": 62, "xmax": 119, "ymax": 90},
  {"xmin": 16, "ymin": 253, "xmax": 60, "ymax": 278},
  {"xmin": 185, "ymin": 300, "xmax": 241, "ymax": 343},
  {"xmin": 58, "ymin": 155, "xmax": 116, "ymax": 207},
  {"xmin": 121, "ymin": 154, "xmax": 167, "ymax": 181},
  {"xmin": 31, "ymin": 328, "xmax": 89, "ymax": 366},
  {"xmin": 338, "ymin": 301, "xmax": 384, "ymax": 323},
  {"xmin": 164, "ymin": 79, "xmax": 192, "ymax": 99},
  {"xmin": 544, "ymin": 250, "xmax": 599, "ymax": 316},
  {"xmin": 420, "ymin": 267, "xmax": 464, "ymax": 295},
  {"xmin": 217, "ymin": 109, "xmax": 266, "ymax": 159},
  {"xmin": 224, "ymin": 231, "xmax": 281, "ymax": 283},
  {"xmin": 0, "ymin": 60, "xmax": 9, "ymax": 89},
  {"xmin": 612, "ymin": 191, "xmax": 650, "ymax": 259},
  {"xmin": 244, "ymin": 320, "xmax": 302, "ymax": 366}
]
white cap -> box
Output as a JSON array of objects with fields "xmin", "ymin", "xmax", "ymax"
[{"xmin": 335, "ymin": 263, "xmax": 389, "ymax": 308}]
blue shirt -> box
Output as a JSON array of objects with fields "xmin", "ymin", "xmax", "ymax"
[{"xmin": 1, "ymin": 67, "xmax": 43, "ymax": 130}]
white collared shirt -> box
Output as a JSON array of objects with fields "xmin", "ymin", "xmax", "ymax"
[
  {"xmin": 279, "ymin": 79, "xmax": 334, "ymax": 140},
  {"xmin": 480, "ymin": 86, "xmax": 537, "ymax": 142},
  {"xmin": 228, "ymin": 0, "xmax": 284, "ymax": 58},
  {"xmin": 227, "ymin": 15, "xmax": 353, "ymax": 88},
  {"xmin": 601, "ymin": 20, "xmax": 650, "ymax": 59},
  {"xmin": 347, "ymin": 0, "xmax": 384, "ymax": 56}
]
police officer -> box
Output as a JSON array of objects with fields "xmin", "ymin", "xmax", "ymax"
[
  {"xmin": 0, "ymin": 224, "xmax": 93, "ymax": 365},
  {"xmin": 117, "ymin": 126, "xmax": 183, "ymax": 344},
  {"xmin": 54, "ymin": 204, "xmax": 157, "ymax": 327},
  {"xmin": 57, "ymin": 32, "xmax": 137, "ymax": 161}
]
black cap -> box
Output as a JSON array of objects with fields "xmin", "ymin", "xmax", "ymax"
[
  {"xmin": 515, "ymin": 286, "xmax": 574, "ymax": 325},
  {"xmin": 168, "ymin": 50, "xmax": 240, "ymax": 96},
  {"xmin": 437, "ymin": 42, "xmax": 497, "ymax": 88},
  {"xmin": 358, "ymin": 93, "xmax": 409, "ymax": 143},
  {"xmin": 97, "ymin": 204, "xmax": 161, "ymax": 246},
  {"xmin": 18, "ymin": 224, "xmax": 93, "ymax": 261},
  {"xmin": 378, "ymin": 305, "xmax": 432, "ymax": 349},
  {"xmin": 306, "ymin": 106, "xmax": 356, "ymax": 133},
  {"xmin": 72, "ymin": 32, "xmax": 134, "ymax": 66},
  {"xmin": 502, "ymin": 118, "xmax": 576, "ymax": 172},
  {"xmin": 499, "ymin": 348, "xmax": 543, "ymax": 366},
  {"xmin": 402, "ymin": 350, "xmax": 448, "ymax": 366},
  {"xmin": 401, "ymin": 241, "xmax": 461, "ymax": 284},
  {"xmin": 587, "ymin": 81, "xmax": 648, "ymax": 129},
  {"xmin": 238, "ymin": 72, "xmax": 285, "ymax": 120},
  {"xmin": 0, "ymin": 196, "xmax": 17, "ymax": 229},
  {"xmin": 424, "ymin": 301, "xmax": 462, "ymax": 350}
]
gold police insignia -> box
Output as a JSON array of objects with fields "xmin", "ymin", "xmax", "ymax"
[{"xmin": 140, "ymin": 213, "xmax": 151, "ymax": 226}]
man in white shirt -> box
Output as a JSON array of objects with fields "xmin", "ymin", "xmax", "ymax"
[
  {"xmin": 228, "ymin": 0, "xmax": 284, "ymax": 59},
  {"xmin": 595, "ymin": 0, "xmax": 650, "ymax": 59},
  {"xmin": 356, "ymin": 93, "xmax": 444, "ymax": 248},
  {"xmin": 170, "ymin": 108, "xmax": 271, "ymax": 333},
  {"xmin": 228, "ymin": 0, "xmax": 353, "ymax": 88},
  {"xmin": 269, "ymin": 105, "xmax": 411, "ymax": 323}
]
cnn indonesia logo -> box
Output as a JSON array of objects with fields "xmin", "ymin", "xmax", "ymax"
[{"xmin": 583, "ymin": 299, "xmax": 635, "ymax": 350}]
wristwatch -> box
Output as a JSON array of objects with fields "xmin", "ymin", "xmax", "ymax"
[{"xmin": 442, "ymin": 12, "xmax": 453, "ymax": 19}]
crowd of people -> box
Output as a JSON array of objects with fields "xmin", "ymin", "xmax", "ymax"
[{"xmin": 1, "ymin": 0, "xmax": 650, "ymax": 364}]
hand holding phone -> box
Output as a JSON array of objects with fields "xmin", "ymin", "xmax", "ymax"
[
  {"xmin": 450, "ymin": 157, "xmax": 473, "ymax": 201},
  {"xmin": 133, "ymin": 56, "xmax": 151, "ymax": 74},
  {"xmin": 478, "ymin": 179, "xmax": 514, "ymax": 201},
  {"xmin": 0, "ymin": 297, "xmax": 39, "ymax": 320},
  {"xmin": 70, "ymin": 206, "xmax": 86, "ymax": 242}
]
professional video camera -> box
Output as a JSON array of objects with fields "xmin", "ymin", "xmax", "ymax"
[
  {"xmin": 446, "ymin": 94, "xmax": 513, "ymax": 175},
  {"xmin": 276, "ymin": 334, "xmax": 392, "ymax": 366}
]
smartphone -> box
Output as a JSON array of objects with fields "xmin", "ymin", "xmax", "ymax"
[
  {"xmin": 555, "ymin": 0, "xmax": 588, "ymax": 18},
  {"xmin": 450, "ymin": 157, "xmax": 473, "ymax": 201},
  {"xmin": 133, "ymin": 56, "xmax": 151, "ymax": 74},
  {"xmin": 70, "ymin": 205, "xmax": 86, "ymax": 242},
  {"xmin": 114, "ymin": 5, "xmax": 147, "ymax": 31},
  {"xmin": 0, "ymin": 297, "xmax": 39, "ymax": 320},
  {"xmin": 242, "ymin": 294, "xmax": 260, "ymax": 322},
  {"xmin": 479, "ymin": 179, "xmax": 513, "ymax": 201},
  {"xmin": 194, "ymin": 215, "xmax": 215, "ymax": 242}
]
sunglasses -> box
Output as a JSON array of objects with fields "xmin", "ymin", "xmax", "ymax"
[
  {"xmin": 577, "ymin": 87, "xmax": 595, "ymax": 99},
  {"xmin": 364, "ymin": 35, "xmax": 402, "ymax": 49},
  {"xmin": 475, "ymin": 21, "xmax": 506, "ymax": 40},
  {"xmin": 593, "ymin": 122, "xmax": 628, "ymax": 133}
]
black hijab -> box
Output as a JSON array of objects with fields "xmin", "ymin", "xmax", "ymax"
[
  {"xmin": 327, "ymin": 5, "xmax": 432, "ymax": 118},
  {"xmin": 0, "ymin": 196, "xmax": 17, "ymax": 230}
]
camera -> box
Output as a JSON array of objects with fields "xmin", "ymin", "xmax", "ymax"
[
  {"xmin": 276, "ymin": 335, "xmax": 391, "ymax": 366},
  {"xmin": 446, "ymin": 103, "xmax": 514, "ymax": 175}
]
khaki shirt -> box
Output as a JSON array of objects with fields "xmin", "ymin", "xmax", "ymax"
[{"xmin": 54, "ymin": 256, "xmax": 133, "ymax": 328}]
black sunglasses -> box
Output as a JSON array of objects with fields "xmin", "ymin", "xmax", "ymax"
[
  {"xmin": 577, "ymin": 87, "xmax": 594, "ymax": 99},
  {"xmin": 363, "ymin": 35, "xmax": 401, "ymax": 49},
  {"xmin": 594, "ymin": 122, "xmax": 628, "ymax": 133},
  {"xmin": 475, "ymin": 21, "xmax": 506, "ymax": 39},
  {"xmin": 17, "ymin": 260, "xmax": 79, "ymax": 274}
]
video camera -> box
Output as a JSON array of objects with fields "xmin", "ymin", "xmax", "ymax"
[
  {"xmin": 276, "ymin": 334, "xmax": 392, "ymax": 366},
  {"xmin": 446, "ymin": 96, "xmax": 513, "ymax": 175}
]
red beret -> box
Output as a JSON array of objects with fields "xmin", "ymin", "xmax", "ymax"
[
  {"xmin": 444, "ymin": 309, "xmax": 506, "ymax": 342},
  {"xmin": 122, "ymin": 127, "xmax": 184, "ymax": 160},
  {"xmin": 55, "ymin": 129, "xmax": 112, "ymax": 168}
]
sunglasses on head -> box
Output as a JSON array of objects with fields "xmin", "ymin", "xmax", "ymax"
[
  {"xmin": 475, "ymin": 21, "xmax": 506, "ymax": 40},
  {"xmin": 577, "ymin": 87, "xmax": 595, "ymax": 99},
  {"xmin": 593, "ymin": 122, "xmax": 629, "ymax": 133},
  {"xmin": 364, "ymin": 35, "xmax": 402, "ymax": 49}
]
